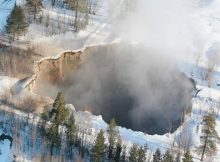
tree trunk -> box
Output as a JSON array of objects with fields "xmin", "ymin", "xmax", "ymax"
[
  {"xmin": 201, "ymin": 136, "xmax": 208, "ymax": 161},
  {"xmin": 74, "ymin": 0, "xmax": 79, "ymax": 32},
  {"xmin": 50, "ymin": 143, "xmax": 54, "ymax": 162},
  {"xmin": 52, "ymin": 0, "xmax": 55, "ymax": 6},
  {"xmin": 34, "ymin": 6, "xmax": 37, "ymax": 21}
]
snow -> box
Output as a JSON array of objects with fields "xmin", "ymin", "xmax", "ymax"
[
  {"xmin": 1, "ymin": 0, "xmax": 220, "ymax": 161},
  {"xmin": 0, "ymin": 76, "xmax": 18, "ymax": 92},
  {"xmin": 74, "ymin": 110, "xmax": 174, "ymax": 154},
  {"xmin": 18, "ymin": 0, "xmax": 113, "ymax": 56},
  {"xmin": 0, "ymin": 140, "xmax": 11, "ymax": 162}
]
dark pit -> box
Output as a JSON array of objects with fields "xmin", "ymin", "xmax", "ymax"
[{"xmin": 35, "ymin": 43, "xmax": 193, "ymax": 135}]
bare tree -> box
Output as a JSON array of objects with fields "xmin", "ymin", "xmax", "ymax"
[
  {"xmin": 65, "ymin": 0, "xmax": 89, "ymax": 31},
  {"xmin": 88, "ymin": 0, "xmax": 99, "ymax": 15}
]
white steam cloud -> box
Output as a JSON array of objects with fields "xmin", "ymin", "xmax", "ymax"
[
  {"xmin": 35, "ymin": 0, "xmax": 218, "ymax": 134},
  {"xmin": 109, "ymin": 0, "xmax": 211, "ymax": 59}
]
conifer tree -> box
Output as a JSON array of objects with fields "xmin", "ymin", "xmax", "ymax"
[
  {"xmin": 114, "ymin": 137, "xmax": 122, "ymax": 162},
  {"xmin": 53, "ymin": 92, "xmax": 69, "ymax": 125},
  {"xmin": 121, "ymin": 145, "xmax": 127, "ymax": 162},
  {"xmin": 53, "ymin": 92, "xmax": 64, "ymax": 109},
  {"xmin": 39, "ymin": 106, "xmax": 49, "ymax": 136},
  {"xmin": 107, "ymin": 118, "xmax": 119, "ymax": 160},
  {"xmin": 129, "ymin": 144, "xmax": 138, "ymax": 162},
  {"xmin": 153, "ymin": 148, "xmax": 162, "ymax": 162},
  {"xmin": 26, "ymin": 0, "xmax": 42, "ymax": 20},
  {"xmin": 5, "ymin": 4, "xmax": 28, "ymax": 39},
  {"xmin": 47, "ymin": 122, "xmax": 60, "ymax": 158},
  {"xmin": 162, "ymin": 150, "xmax": 174, "ymax": 162},
  {"xmin": 174, "ymin": 152, "xmax": 181, "ymax": 162},
  {"xmin": 138, "ymin": 145, "xmax": 147, "ymax": 162},
  {"xmin": 66, "ymin": 113, "xmax": 77, "ymax": 157},
  {"xmin": 197, "ymin": 113, "xmax": 219, "ymax": 161},
  {"xmin": 91, "ymin": 129, "xmax": 105, "ymax": 162},
  {"xmin": 182, "ymin": 150, "xmax": 193, "ymax": 162},
  {"xmin": 43, "ymin": 92, "xmax": 69, "ymax": 160}
]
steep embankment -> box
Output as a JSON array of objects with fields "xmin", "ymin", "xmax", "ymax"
[{"xmin": 25, "ymin": 44, "xmax": 112, "ymax": 94}]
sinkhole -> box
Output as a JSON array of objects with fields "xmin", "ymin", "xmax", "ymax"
[{"xmin": 34, "ymin": 43, "xmax": 193, "ymax": 135}]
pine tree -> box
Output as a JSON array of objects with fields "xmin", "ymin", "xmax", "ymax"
[
  {"xmin": 53, "ymin": 92, "xmax": 69, "ymax": 125},
  {"xmin": 41, "ymin": 92, "xmax": 69, "ymax": 160},
  {"xmin": 26, "ymin": 0, "xmax": 42, "ymax": 20},
  {"xmin": 47, "ymin": 122, "xmax": 60, "ymax": 158},
  {"xmin": 152, "ymin": 148, "xmax": 162, "ymax": 162},
  {"xmin": 138, "ymin": 145, "xmax": 147, "ymax": 162},
  {"xmin": 182, "ymin": 150, "xmax": 193, "ymax": 162},
  {"xmin": 174, "ymin": 152, "xmax": 181, "ymax": 162},
  {"xmin": 55, "ymin": 100, "xmax": 69, "ymax": 125},
  {"xmin": 5, "ymin": 4, "xmax": 28, "ymax": 39},
  {"xmin": 129, "ymin": 144, "xmax": 138, "ymax": 162},
  {"xmin": 39, "ymin": 106, "xmax": 49, "ymax": 136},
  {"xmin": 114, "ymin": 137, "xmax": 122, "ymax": 162},
  {"xmin": 197, "ymin": 113, "xmax": 219, "ymax": 161},
  {"xmin": 162, "ymin": 150, "xmax": 174, "ymax": 162},
  {"xmin": 107, "ymin": 118, "xmax": 119, "ymax": 160},
  {"xmin": 53, "ymin": 92, "xmax": 64, "ymax": 109},
  {"xmin": 121, "ymin": 145, "xmax": 127, "ymax": 162},
  {"xmin": 66, "ymin": 113, "xmax": 76, "ymax": 158},
  {"xmin": 91, "ymin": 129, "xmax": 105, "ymax": 162}
]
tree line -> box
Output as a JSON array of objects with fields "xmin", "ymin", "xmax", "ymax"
[
  {"xmin": 39, "ymin": 92, "xmax": 209, "ymax": 162},
  {"xmin": 0, "ymin": 90, "xmax": 218, "ymax": 161}
]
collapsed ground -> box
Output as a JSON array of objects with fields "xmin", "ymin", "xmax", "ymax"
[
  {"xmin": 0, "ymin": 0, "xmax": 220, "ymax": 161},
  {"xmin": 29, "ymin": 43, "xmax": 194, "ymax": 135}
]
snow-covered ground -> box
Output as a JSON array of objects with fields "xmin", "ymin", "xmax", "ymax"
[{"xmin": 1, "ymin": 0, "xmax": 220, "ymax": 161}]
